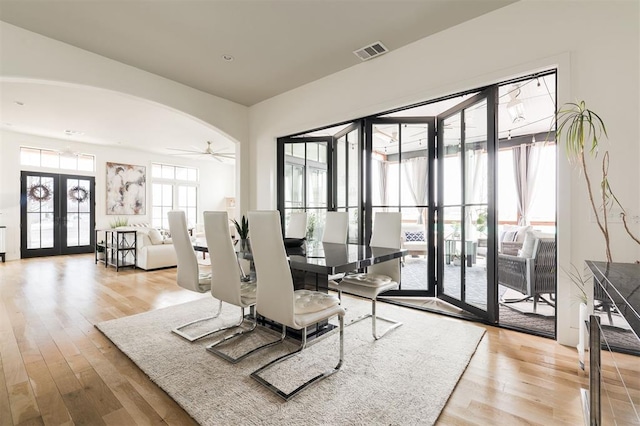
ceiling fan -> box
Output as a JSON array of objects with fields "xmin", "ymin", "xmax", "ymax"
[{"xmin": 167, "ymin": 141, "xmax": 235, "ymax": 161}]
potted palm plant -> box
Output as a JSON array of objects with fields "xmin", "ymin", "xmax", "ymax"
[
  {"xmin": 555, "ymin": 101, "xmax": 640, "ymax": 262},
  {"xmin": 232, "ymin": 215, "xmax": 249, "ymax": 249}
]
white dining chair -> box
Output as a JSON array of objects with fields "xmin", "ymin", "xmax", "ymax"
[
  {"xmin": 248, "ymin": 210, "xmax": 345, "ymax": 400},
  {"xmin": 322, "ymin": 211, "xmax": 349, "ymax": 244},
  {"xmin": 202, "ymin": 211, "xmax": 260, "ymax": 363},
  {"xmin": 329, "ymin": 212, "xmax": 403, "ymax": 340},
  {"xmin": 286, "ymin": 211, "xmax": 307, "ymax": 239},
  {"xmin": 168, "ymin": 210, "xmax": 218, "ymax": 342}
]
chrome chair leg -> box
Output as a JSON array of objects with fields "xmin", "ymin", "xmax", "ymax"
[
  {"xmin": 172, "ymin": 299, "xmax": 224, "ymax": 342},
  {"xmin": 345, "ymin": 299, "xmax": 402, "ymax": 340},
  {"xmin": 251, "ymin": 315, "xmax": 344, "ymax": 401},
  {"xmin": 205, "ymin": 308, "xmax": 263, "ymax": 364},
  {"xmin": 209, "ymin": 322, "xmax": 288, "ymax": 363}
]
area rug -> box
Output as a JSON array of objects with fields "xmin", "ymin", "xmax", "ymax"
[{"xmin": 96, "ymin": 296, "xmax": 486, "ymax": 425}]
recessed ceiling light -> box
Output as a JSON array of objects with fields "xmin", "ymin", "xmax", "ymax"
[
  {"xmin": 14, "ymin": 101, "xmax": 24, "ymax": 106},
  {"xmin": 64, "ymin": 129, "xmax": 84, "ymax": 136},
  {"xmin": 222, "ymin": 54, "xmax": 234, "ymax": 62}
]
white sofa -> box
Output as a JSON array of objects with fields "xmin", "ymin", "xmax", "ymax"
[
  {"xmin": 401, "ymin": 223, "xmax": 427, "ymax": 257},
  {"xmin": 115, "ymin": 226, "xmax": 177, "ymax": 270}
]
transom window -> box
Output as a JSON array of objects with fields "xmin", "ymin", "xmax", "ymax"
[{"xmin": 20, "ymin": 147, "xmax": 95, "ymax": 172}]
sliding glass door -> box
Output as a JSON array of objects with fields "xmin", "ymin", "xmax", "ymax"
[{"xmin": 436, "ymin": 89, "xmax": 497, "ymax": 321}]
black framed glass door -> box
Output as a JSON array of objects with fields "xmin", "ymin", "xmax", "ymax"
[
  {"xmin": 333, "ymin": 123, "xmax": 362, "ymax": 244},
  {"xmin": 436, "ymin": 89, "xmax": 497, "ymax": 321},
  {"xmin": 277, "ymin": 136, "xmax": 333, "ymax": 241},
  {"xmin": 21, "ymin": 171, "xmax": 96, "ymax": 258},
  {"xmin": 365, "ymin": 117, "xmax": 436, "ymax": 296}
]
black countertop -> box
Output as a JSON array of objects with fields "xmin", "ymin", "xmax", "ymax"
[{"xmin": 586, "ymin": 261, "xmax": 640, "ymax": 338}]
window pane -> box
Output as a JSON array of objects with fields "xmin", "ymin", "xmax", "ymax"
[
  {"xmin": 442, "ymin": 113, "xmax": 462, "ymax": 206},
  {"xmin": 21, "ymin": 148, "xmax": 40, "ymax": 166},
  {"xmin": 347, "ymin": 130, "xmax": 359, "ymax": 208},
  {"xmin": 41, "ymin": 150, "xmax": 59, "ymax": 168},
  {"xmin": 78, "ymin": 155, "xmax": 94, "ymax": 172},
  {"xmin": 162, "ymin": 185, "xmax": 172, "ymax": 205},
  {"xmin": 153, "ymin": 183, "xmax": 163, "ymax": 202},
  {"xmin": 498, "ymin": 149, "xmax": 517, "ymax": 222},
  {"xmin": 60, "ymin": 155, "xmax": 76, "ymax": 170},
  {"xmin": 176, "ymin": 167, "xmax": 188, "ymax": 181},
  {"xmin": 162, "ymin": 165, "xmax": 174, "ymax": 179},
  {"xmin": 337, "ymin": 136, "xmax": 346, "ymax": 207},
  {"xmin": 178, "ymin": 186, "xmax": 187, "ymax": 206},
  {"xmin": 318, "ymin": 144, "xmax": 327, "ymax": 163},
  {"xmin": 292, "ymin": 143, "xmax": 305, "ymax": 159},
  {"xmin": 152, "ymin": 164, "xmax": 162, "ymax": 178},
  {"xmin": 465, "ymin": 101, "xmax": 488, "ymax": 205}
]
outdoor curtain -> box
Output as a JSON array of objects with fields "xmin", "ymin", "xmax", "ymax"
[
  {"xmin": 512, "ymin": 143, "xmax": 542, "ymax": 225},
  {"xmin": 402, "ymin": 157, "xmax": 428, "ymax": 223},
  {"xmin": 373, "ymin": 158, "xmax": 388, "ymax": 208}
]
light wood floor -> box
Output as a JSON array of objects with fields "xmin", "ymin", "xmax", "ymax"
[{"xmin": 1, "ymin": 255, "xmax": 638, "ymax": 425}]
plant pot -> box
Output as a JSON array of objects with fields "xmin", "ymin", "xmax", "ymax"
[{"xmin": 577, "ymin": 301, "xmax": 588, "ymax": 370}]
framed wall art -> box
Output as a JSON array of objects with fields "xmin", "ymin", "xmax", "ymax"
[{"xmin": 106, "ymin": 162, "xmax": 146, "ymax": 215}]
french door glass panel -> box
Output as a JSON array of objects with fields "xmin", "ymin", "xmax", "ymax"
[
  {"xmin": 65, "ymin": 177, "xmax": 92, "ymax": 246},
  {"xmin": 438, "ymin": 95, "xmax": 491, "ymax": 318},
  {"xmin": 370, "ymin": 119, "xmax": 434, "ymax": 294},
  {"xmin": 335, "ymin": 128, "xmax": 360, "ymax": 243},
  {"xmin": 21, "ymin": 172, "xmax": 95, "ymax": 258},
  {"xmin": 26, "ymin": 175, "xmax": 55, "ymax": 249},
  {"xmin": 282, "ymin": 139, "xmax": 331, "ymax": 242}
]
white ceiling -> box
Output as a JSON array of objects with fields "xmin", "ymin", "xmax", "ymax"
[{"xmin": 0, "ymin": 0, "xmax": 517, "ymax": 158}]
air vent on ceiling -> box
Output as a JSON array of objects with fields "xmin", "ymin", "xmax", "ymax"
[{"xmin": 353, "ymin": 41, "xmax": 389, "ymax": 62}]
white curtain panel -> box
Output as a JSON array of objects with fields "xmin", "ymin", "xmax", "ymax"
[
  {"xmin": 512, "ymin": 143, "xmax": 542, "ymax": 225},
  {"xmin": 402, "ymin": 157, "xmax": 428, "ymax": 223}
]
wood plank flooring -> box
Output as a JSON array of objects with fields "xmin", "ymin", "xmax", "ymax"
[{"xmin": 1, "ymin": 254, "xmax": 638, "ymax": 425}]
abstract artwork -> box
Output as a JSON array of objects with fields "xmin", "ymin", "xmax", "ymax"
[{"xmin": 106, "ymin": 162, "xmax": 146, "ymax": 215}]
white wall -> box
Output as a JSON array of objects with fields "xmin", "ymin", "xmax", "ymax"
[
  {"xmin": 0, "ymin": 21, "xmax": 251, "ymax": 214},
  {"xmin": 249, "ymin": 0, "xmax": 640, "ymax": 346},
  {"xmin": 0, "ymin": 130, "xmax": 235, "ymax": 260}
]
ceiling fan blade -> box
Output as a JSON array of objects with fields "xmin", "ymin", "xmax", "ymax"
[
  {"xmin": 166, "ymin": 148, "xmax": 204, "ymax": 154},
  {"xmin": 168, "ymin": 152, "xmax": 208, "ymax": 156}
]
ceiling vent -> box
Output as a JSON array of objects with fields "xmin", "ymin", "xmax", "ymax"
[{"xmin": 353, "ymin": 41, "xmax": 389, "ymax": 62}]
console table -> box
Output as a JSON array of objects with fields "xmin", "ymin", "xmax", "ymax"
[
  {"xmin": 583, "ymin": 261, "xmax": 640, "ymax": 425},
  {"xmin": 96, "ymin": 229, "xmax": 137, "ymax": 271}
]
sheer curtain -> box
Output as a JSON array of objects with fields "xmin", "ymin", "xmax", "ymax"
[
  {"xmin": 374, "ymin": 158, "xmax": 388, "ymax": 208},
  {"xmin": 512, "ymin": 143, "xmax": 542, "ymax": 225},
  {"xmin": 402, "ymin": 157, "xmax": 428, "ymax": 223}
]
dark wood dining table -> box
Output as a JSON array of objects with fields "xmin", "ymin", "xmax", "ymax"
[
  {"xmin": 193, "ymin": 238, "xmax": 406, "ymax": 289},
  {"xmin": 192, "ymin": 238, "xmax": 407, "ymax": 339}
]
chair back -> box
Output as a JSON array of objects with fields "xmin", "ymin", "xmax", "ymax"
[
  {"xmin": 168, "ymin": 210, "xmax": 202, "ymax": 293},
  {"xmin": 286, "ymin": 211, "xmax": 307, "ymax": 239},
  {"xmin": 203, "ymin": 211, "xmax": 243, "ymax": 306},
  {"xmin": 322, "ymin": 211, "xmax": 349, "ymax": 244},
  {"xmin": 369, "ymin": 212, "xmax": 402, "ymax": 283},
  {"xmin": 532, "ymin": 237, "xmax": 556, "ymax": 294},
  {"xmin": 249, "ymin": 211, "xmax": 296, "ymax": 328}
]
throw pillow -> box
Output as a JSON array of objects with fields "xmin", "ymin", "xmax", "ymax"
[
  {"xmin": 518, "ymin": 231, "xmax": 538, "ymax": 258},
  {"xmin": 148, "ymin": 228, "xmax": 164, "ymax": 245},
  {"xmin": 405, "ymin": 231, "xmax": 425, "ymax": 242}
]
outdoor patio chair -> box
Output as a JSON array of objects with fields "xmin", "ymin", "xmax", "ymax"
[{"xmin": 498, "ymin": 235, "xmax": 556, "ymax": 313}]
